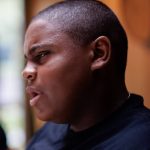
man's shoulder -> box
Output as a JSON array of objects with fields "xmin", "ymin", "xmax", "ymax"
[
  {"xmin": 92, "ymin": 94, "xmax": 150, "ymax": 149},
  {"xmin": 26, "ymin": 122, "xmax": 68, "ymax": 150},
  {"xmin": 93, "ymin": 113, "xmax": 150, "ymax": 150},
  {"xmin": 121, "ymin": 94, "xmax": 150, "ymax": 122},
  {"xmin": 116, "ymin": 94, "xmax": 150, "ymax": 146},
  {"xmin": 109, "ymin": 93, "xmax": 150, "ymax": 149},
  {"xmin": 37, "ymin": 122, "xmax": 68, "ymax": 137},
  {"xmin": 128, "ymin": 94, "xmax": 150, "ymax": 125},
  {"xmin": 102, "ymin": 122, "xmax": 150, "ymax": 149}
]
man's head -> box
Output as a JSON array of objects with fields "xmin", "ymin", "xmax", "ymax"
[
  {"xmin": 22, "ymin": 0, "xmax": 128, "ymax": 126},
  {"xmin": 33, "ymin": 0, "xmax": 128, "ymax": 77}
]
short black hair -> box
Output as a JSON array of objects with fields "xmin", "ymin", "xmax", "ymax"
[{"xmin": 32, "ymin": 0, "xmax": 128, "ymax": 78}]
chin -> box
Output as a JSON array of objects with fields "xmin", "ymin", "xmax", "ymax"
[
  {"xmin": 37, "ymin": 115, "xmax": 50, "ymax": 122},
  {"xmin": 36, "ymin": 112, "xmax": 67, "ymax": 124}
]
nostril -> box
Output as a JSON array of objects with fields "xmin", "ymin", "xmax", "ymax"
[
  {"xmin": 22, "ymin": 70, "xmax": 35, "ymax": 82},
  {"xmin": 27, "ymin": 74, "xmax": 34, "ymax": 81}
]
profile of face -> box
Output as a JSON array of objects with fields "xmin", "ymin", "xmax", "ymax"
[{"xmin": 22, "ymin": 19, "xmax": 94, "ymax": 123}]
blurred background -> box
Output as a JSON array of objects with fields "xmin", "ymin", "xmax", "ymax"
[{"xmin": 0, "ymin": 0, "xmax": 150, "ymax": 149}]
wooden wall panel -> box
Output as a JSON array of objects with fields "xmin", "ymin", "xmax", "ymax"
[
  {"xmin": 101, "ymin": 0, "xmax": 150, "ymax": 107},
  {"xmin": 25, "ymin": 0, "xmax": 62, "ymax": 26}
]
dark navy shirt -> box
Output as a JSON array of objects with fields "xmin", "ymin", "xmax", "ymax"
[{"xmin": 27, "ymin": 94, "xmax": 150, "ymax": 150}]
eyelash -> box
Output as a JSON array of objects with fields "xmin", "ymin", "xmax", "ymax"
[{"xmin": 33, "ymin": 51, "xmax": 49, "ymax": 63}]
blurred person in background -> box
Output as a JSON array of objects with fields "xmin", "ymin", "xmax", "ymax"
[{"xmin": 0, "ymin": 124, "xmax": 8, "ymax": 150}]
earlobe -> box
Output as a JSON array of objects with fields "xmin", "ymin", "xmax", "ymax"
[{"xmin": 91, "ymin": 36, "xmax": 111, "ymax": 71}]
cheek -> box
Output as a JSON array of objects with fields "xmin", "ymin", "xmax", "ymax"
[
  {"xmin": 40, "ymin": 55, "xmax": 90, "ymax": 94},
  {"xmin": 35, "ymin": 55, "xmax": 92, "ymax": 121}
]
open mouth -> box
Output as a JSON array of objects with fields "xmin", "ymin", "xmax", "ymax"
[
  {"xmin": 29, "ymin": 92, "xmax": 40, "ymax": 106},
  {"xmin": 26, "ymin": 87, "xmax": 41, "ymax": 106},
  {"xmin": 31, "ymin": 92, "xmax": 39, "ymax": 99}
]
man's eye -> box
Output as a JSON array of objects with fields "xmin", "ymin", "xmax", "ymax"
[{"xmin": 34, "ymin": 51, "xmax": 49, "ymax": 63}]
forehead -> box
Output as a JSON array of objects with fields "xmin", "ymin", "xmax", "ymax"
[{"xmin": 24, "ymin": 19, "xmax": 72, "ymax": 53}]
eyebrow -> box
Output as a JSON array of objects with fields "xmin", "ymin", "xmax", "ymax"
[
  {"xmin": 24, "ymin": 43, "xmax": 53, "ymax": 59},
  {"xmin": 30, "ymin": 44, "xmax": 45, "ymax": 53}
]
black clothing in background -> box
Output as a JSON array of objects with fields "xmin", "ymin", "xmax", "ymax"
[
  {"xmin": 0, "ymin": 125, "xmax": 7, "ymax": 150},
  {"xmin": 27, "ymin": 94, "xmax": 150, "ymax": 150}
]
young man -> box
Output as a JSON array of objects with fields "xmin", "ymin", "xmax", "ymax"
[{"xmin": 22, "ymin": 0, "xmax": 150, "ymax": 149}]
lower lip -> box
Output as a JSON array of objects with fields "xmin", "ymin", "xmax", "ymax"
[{"xmin": 30, "ymin": 94, "xmax": 41, "ymax": 106}]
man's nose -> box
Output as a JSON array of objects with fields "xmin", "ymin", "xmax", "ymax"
[{"xmin": 22, "ymin": 63, "xmax": 37, "ymax": 82}]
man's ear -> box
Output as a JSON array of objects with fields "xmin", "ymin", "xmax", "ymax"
[{"xmin": 90, "ymin": 36, "xmax": 111, "ymax": 71}]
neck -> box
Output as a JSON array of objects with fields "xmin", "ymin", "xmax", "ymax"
[{"xmin": 70, "ymin": 79, "xmax": 129, "ymax": 132}]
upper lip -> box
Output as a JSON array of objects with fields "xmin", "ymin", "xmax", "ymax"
[{"xmin": 26, "ymin": 86, "xmax": 41, "ymax": 99}]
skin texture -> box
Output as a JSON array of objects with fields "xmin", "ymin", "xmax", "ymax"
[
  {"xmin": 23, "ymin": 19, "xmax": 94, "ymax": 123},
  {"xmin": 22, "ymin": 18, "xmax": 128, "ymax": 131}
]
